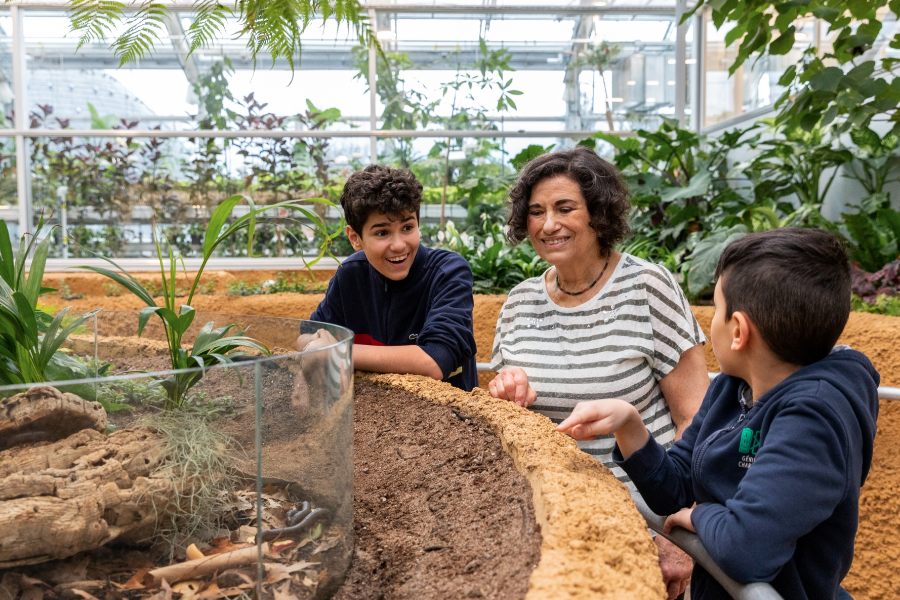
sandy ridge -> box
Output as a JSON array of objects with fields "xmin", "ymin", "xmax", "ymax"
[{"xmin": 362, "ymin": 372, "xmax": 666, "ymax": 600}]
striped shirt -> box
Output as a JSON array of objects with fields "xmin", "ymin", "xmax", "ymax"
[{"xmin": 490, "ymin": 253, "xmax": 706, "ymax": 486}]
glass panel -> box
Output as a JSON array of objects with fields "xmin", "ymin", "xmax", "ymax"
[
  {"xmin": 0, "ymin": 137, "xmax": 16, "ymax": 228},
  {"xmin": 0, "ymin": 310, "xmax": 354, "ymax": 595},
  {"xmin": 28, "ymin": 133, "xmax": 357, "ymax": 258}
]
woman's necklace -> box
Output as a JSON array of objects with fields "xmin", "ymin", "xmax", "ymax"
[{"xmin": 555, "ymin": 253, "xmax": 610, "ymax": 296}]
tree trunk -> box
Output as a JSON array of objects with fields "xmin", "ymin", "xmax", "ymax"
[{"xmin": 0, "ymin": 425, "xmax": 173, "ymax": 568}]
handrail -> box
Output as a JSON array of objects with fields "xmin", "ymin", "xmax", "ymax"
[
  {"xmin": 475, "ymin": 363, "xmax": 900, "ymax": 401},
  {"xmin": 631, "ymin": 494, "xmax": 784, "ymax": 600}
]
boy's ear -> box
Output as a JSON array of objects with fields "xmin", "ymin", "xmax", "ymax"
[
  {"xmin": 730, "ymin": 311, "xmax": 753, "ymax": 353},
  {"xmin": 346, "ymin": 225, "xmax": 363, "ymax": 252}
]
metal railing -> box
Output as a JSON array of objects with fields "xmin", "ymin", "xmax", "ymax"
[{"xmin": 632, "ymin": 495, "xmax": 784, "ymax": 600}]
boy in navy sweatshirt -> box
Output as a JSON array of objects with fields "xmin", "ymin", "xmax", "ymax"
[
  {"xmin": 300, "ymin": 165, "xmax": 478, "ymax": 391},
  {"xmin": 557, "ymin": 228, "xmax": 879, "ymax": 600}
]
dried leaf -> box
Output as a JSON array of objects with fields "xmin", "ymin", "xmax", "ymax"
[
  {"xmin": 264, "ymin": 562, "xmax": 316, "ymax": 584},
  {"xmin": 311, "ymin": 536, "xmax": 339, "ymax": 555},
  {"xmin": 119, "ymin": 569, "xmax": 154, "ymax": 590},
  {"xmin": 208, "ymin": 538, "xmax": 251, "ymax": 556},
  {"xmin": 70, "ymin": 590, "xmax": 99, "ymax": 600},
  {"xmin": 272, "ymin": 581, "xmax": 297, "ymax": 600}
]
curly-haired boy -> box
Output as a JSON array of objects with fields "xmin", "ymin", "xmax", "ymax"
[{"xmin": 299, "ymin": 165, "xmax": 478, "ymax": 391}]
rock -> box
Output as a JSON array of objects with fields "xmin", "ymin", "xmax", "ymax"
[{"xmin": 0, "ymin": 387, "xmax": 106, "ymax": 451}]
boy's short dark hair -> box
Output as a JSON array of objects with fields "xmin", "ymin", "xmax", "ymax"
[
  {"xmin": 340, "ymin": 165, "xmax": 423, "ymax": 236},
  {"xmin": 714, "ymin": 228, "xmax": 851, "ymax": 366},
  {"xmin": 506, "ymin": 146, "xmax": 631, "ymax": 257}
]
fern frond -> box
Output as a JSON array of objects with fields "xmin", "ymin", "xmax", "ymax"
[
  {"xmin": 235, "ymin": 0, "xmax": 371, "ymax": 73},
  {"xmin": 68, "ymin": 0, "xmax": 127, "ymax": 50},
  {"xmin": 186, "ymin": 0, "xmax": 232, "ymax": 55},
  {"xmin": 111, "ymin": 1, "xmax": 170, "ymax": 66}
]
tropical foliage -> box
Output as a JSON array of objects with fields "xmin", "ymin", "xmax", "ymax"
[
  {"xmin": 0, "ymin": 216, "xmax": 101, "ymax": 396},
  {"xmin": 80, "ymin": 194, "xmax": 342, "ymax": 410},
  {"xmin": 68, "ymin": 0, "xmax": 370, "ymax": 70}
]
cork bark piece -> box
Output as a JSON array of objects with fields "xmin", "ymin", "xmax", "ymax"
[
  {"xmin": 0, "ymin": 387, "xmax": 107, "ymax": 451},
  {"xmin": 0, "ymin": 425, "xmax": 173, "ymax": 568},
  {"xmin": 362, "ymin": 373, "xmax": 666, "ymax": 600}
]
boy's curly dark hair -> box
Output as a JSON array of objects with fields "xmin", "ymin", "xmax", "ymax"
[
  {"xmin": 506, "ymin": 146, "xmax": 631, "ymax": 256},
  {"xmin": 340, "ymin": 165, "xmax": 423, "ymax": 236}
]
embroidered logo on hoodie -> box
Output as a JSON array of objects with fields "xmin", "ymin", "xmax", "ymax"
[{"xmin": 738, "ymin": 427, "xmax": 761, "ymax": 468}]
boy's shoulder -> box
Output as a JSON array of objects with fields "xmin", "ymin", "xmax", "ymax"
[{"xmin": 418, "ymin": 245, "xmax": 472, "ymax": 277}]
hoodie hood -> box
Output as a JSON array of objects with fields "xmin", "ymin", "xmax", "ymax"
[{"xmin": 770, "ymin": 347, "xmax": 880, "ymax": 486}]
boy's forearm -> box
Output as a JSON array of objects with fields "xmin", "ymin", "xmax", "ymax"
[
  {"xmin": 354, "ymin": 344, "xmax": 444, "ymax": 380},
  {"xmin": 615, "ymin": 407, "xmax": 651, "ymax": 460}
]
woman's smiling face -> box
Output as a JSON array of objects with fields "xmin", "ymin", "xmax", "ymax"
[{"xmin": 526, "ymin": 175, "xmax": 601, "ymax": 266}]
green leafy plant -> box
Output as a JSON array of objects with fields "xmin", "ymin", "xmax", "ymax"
[
  {"xmin": 840, "ymin": 126, "xmax": 900, "ymax": 272},
  {"xmin": 0, "ymin": 217, "xmax": 100, "ymax": 390},
  {"xmin": 444, "ymin": 221, "xmax": 549, "ymax": 294},
  {"xmin": 851, "ymin": 293, "xmax": 900, "ymax": 316},
  {"xmin": 58, "ymin": 279, "xmax": 84, "ymax": 300},
  {"xmin": 80, "ymin": 195, "xmax": 342, "ymax": 410},
  {"xmin": 68, "ymin": 0, "xmax": 372, "ymax": 72}
]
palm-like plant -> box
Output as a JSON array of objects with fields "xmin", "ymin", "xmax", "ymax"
[
  {"xmin": 81, "ymin": 194, "xmax": 342, "ymax": 410},
  {"xmin": 0, "ymin": 216, "xmax": 100, "ymax": 389}
]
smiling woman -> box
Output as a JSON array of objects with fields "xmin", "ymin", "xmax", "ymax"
[{"xmin": 488, "ymin": 146, "xmax": 711, "ymax": 600}]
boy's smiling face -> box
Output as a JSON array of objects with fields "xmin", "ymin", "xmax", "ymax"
[{"xmin": 347, "ymin": 210, "xmax": 420, "ymax": 281}]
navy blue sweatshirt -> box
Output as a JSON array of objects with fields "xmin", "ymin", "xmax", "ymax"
[
  {"xmin": 614, "ymin": 348, "xmax": 879, "ymax": 600},
  {"xmin": 310, "ymin": 245, "xmax": 478, "ymax": 391}
]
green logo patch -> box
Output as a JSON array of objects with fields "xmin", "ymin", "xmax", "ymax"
[{"xmin": 739, "ymin": 428, "xmax": 761, "ymax": 455}]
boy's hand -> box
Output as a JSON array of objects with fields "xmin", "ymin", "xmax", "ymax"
[
  {"xmin": 297, "ymin": 329, "xmax": 338, "ymax": 352},
  {"xmin": 556, "ymin": 400, "xmax": 649, "ymax": 458},
  {"xmin": 663, "ymin": 507, "xmax": 696, "ymax": 534},
  {"xmin": 489, "ymin": 368, "xmax": 537, "ymax": 407}
]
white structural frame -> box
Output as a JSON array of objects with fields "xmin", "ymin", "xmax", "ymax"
[{"xmin": 3, "ymin": 1, "xmax": 694, "ymax": 235}]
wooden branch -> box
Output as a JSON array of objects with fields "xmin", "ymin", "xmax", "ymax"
[{"xmin": 148, "ymin": 544, "xmax": 269, "ymax": 586}]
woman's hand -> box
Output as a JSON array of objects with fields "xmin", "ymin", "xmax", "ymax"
[
  {"xmin": 663, "ymin": 507, "xmax": 696, "ymax": 534},
  {"xmin": 489, "ymin": 368, "xmax": 537, "ymax": 407},
  {"xmin": 556, "ymin": 399, "xmax": 649, "ymax": 457}
]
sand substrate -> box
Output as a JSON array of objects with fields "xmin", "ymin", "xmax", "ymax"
[{"xmin": 43, "ymin": 285, "xmax": 900, "ymax": 600}]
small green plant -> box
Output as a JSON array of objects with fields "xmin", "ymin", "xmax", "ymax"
[
  {"xmin": 103, "ymin": 282, "xmax": 123, "ymax": 297},
  {"xmin": 851, "ymin": 294, "xmax": 900, "ymax": 317},
  {"xmin": 226, "ymin": 272, "xmax": 327, "ymax": 296},
  {"xmin": 80, "ymin": 194, "xmax": 343, "ymax": 410},
  {"xmin": 226, "ymin": 280, "xmax": 265, "ymax": 296},
  {"xmin": 196, "ymin": 278, "xmax": 216, "ymax": 295},
  {"xmin": 58, "ymin": 279, "xmax": 84, "ymax": 300},
  {"xmin": 0, "ymin": 217, "xmax": 100, "ymax": 391}
]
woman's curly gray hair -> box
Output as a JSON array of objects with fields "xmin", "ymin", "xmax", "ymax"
[{"xmin": 506, "ymin": 146, "xmax": 631, "ymax": 256}]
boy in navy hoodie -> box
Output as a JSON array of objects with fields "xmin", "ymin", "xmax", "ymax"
[
  {"xmin": 557, "ymin": 228, "xmax": 879, "ymax": 600},
  {"xmin": 300, "ymin": 165, "xmax": 478, "ymax": 391}
]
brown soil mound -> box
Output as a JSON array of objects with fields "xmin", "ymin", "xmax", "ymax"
[
  {"xmin": 366, "ymin": 374, "xmax": 665, "ymax": 600},
  {"xmin": 334, "ymin": 378, "xmax": 541, "ymax": 600}
]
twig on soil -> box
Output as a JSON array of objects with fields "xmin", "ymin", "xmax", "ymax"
[{"xmin": 148, "ymin": 544, "xmax": 268, "ymax": 586}]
